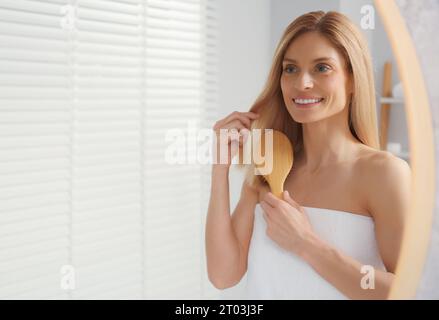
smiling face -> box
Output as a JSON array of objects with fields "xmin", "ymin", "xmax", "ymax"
[{"xmin": 280, "ymin": 31, "xmax": 353, "ymax": 124}]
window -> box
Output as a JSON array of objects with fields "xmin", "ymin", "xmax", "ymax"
[{"xmin": 0, "ymin": 0, "xmax": 218, "ymax": 299}]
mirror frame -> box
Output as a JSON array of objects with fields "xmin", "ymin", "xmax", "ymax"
[{"xmin": 374, "ymin": 0, "xmax": 435, "ymax": 299}]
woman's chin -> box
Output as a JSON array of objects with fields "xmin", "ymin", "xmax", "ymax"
[
  {"xmin": 287, "ymin": 108, "xmax": 319, "ymax": 122},
  {"xmin": 289, "ymin": 114, "xmax": 321, "ymax": 124}
]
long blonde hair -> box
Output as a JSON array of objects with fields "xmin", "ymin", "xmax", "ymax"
[{"xmin": 241, "ymin": 10, "xmax": 379, "ymax": 188}]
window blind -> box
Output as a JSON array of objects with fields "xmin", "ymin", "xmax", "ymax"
[
  {"xmin": 0, "ymin": 0, "xmax": 218, "ymax": 299},
  {"xmin": 0, "ymin": 0, "xmax": 73, "ymax": 299},
  {"xmin": 199, "ymin": 0, "xmax": 219, "ymax": 300}
]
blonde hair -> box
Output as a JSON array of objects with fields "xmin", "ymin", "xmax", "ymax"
[{"xmin": 240, "ymin": 10, "xmax": 379, "ymax": 188}]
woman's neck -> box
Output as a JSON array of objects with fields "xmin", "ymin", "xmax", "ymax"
[{"xmin": 297, "ymin": 114, "xmax": 361, "ymax": 173}]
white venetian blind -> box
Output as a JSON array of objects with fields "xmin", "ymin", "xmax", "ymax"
[
  {"xmin": 0, "ymin": 0, "xmax": 218, "ymax": 299},
  {"xmin": 199, "ymin": 0, "xmax": 219, "ymax": 299},
  {"xmin": 0, "ymin": 0, "xmax": 73, "ymax": 299}
]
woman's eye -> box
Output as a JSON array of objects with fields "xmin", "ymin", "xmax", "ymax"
[
  {"xmin": 284, "ymin": 66, "xmax": 297, "ymax": 73},
  {"xmin": 316, "ymin": 64, "xmax": 330, "ymax": 72}
]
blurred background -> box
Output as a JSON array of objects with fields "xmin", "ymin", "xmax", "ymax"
[{"xmin": 0, "ymin": 0, "xmax": 411, "ymax": 299}]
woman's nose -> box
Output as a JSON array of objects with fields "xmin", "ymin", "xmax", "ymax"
[{"xmin": 295, "ymin": 72, "xmax": 314, "ymax": 90}]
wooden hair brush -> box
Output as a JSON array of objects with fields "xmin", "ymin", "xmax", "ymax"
[{"xmin": 254, "ymin": 129, "xmax": 294, "ymax": 198}]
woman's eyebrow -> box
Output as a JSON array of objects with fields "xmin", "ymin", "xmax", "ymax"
[{"xmin": 283, "ymin": 57, "xmax": 336, "ymax": 63}]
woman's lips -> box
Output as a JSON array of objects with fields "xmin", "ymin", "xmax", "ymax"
[{"xmin": 293, "ymin": 98, "xmax": 324, "ymax": 108}]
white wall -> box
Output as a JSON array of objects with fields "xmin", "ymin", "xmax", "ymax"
[
  {"xmin": 217, "ymin": 0, "xmax": 271, "ymax": 236},
  {"xmin": 270, "ymin": 0, "xmax": 339, "ymax": 52},
  {"xmin": 218, "ymin": 0, "xmax": 272, "ymax": 121}
]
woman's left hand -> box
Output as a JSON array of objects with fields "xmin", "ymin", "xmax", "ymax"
[{"xmin": 260, "ymin": 190, "xmax": 315, "ymax": 257}]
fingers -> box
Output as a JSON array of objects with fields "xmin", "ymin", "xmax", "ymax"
[
  {"xmin": 214, "ymin": 111, "xmax": 259, "ymax": 131},
  {"xmin": 221, "ymin": 120, "xmax": 246, "ymax": 132},
  {"xmin": 260, "ymin": 201, "xmax": 273, "ymax": 220},
  {"xmin": 214, "ymin": 118, "xmax": 247, "ymax": 132},
  {"xmin": 218, "ymin": 121, "xmax": 246, "ymax": 144},
  {"xmin": 242, "ymin": 111, "xmax": 260, "ymax": 119},
  {"xmin": 283, "ymin": 191, "xmax": 303, "ymax": 212},
  {"xmin": 262, "ymin": 191, "xmax": 280, "ymax": 207},
  {"xmin": 223, "ymin": 111, "xmax": 260, "ymax": 127},
  {"xmin": 214, "ymin": 120, "xmax": 248, "ymax": 146},
  {"xmin": 263, "ymin": 190, "xmax": 302, "ymax": 212},
  {"xmin": 240, "ymin": 128, "xmax": 250, "ymax": 144},
  {"xmin": 213, "ymin": 111, "xmax": 259, "ymax": 148},
  {"xmin": 229, "ymin": 139, "xmax": 240, "ymax": 158},
  {"xmin": 212, "ymin": 111, "xmax": 259, "ymax": 165}
]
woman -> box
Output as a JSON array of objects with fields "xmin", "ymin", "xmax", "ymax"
[{"xmin": 205, "ymin": 11, "xmax": 411, "ymax": 299}]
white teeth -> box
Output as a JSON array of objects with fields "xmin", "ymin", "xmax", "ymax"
[{"xmin": 294, "ymin": 98, "xmax": 323, "ymax": 104}]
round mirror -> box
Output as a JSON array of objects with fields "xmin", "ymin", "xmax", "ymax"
[
  {"xmin": 374, "ymin": 0, "xmax": 436, "ymax": 299},
  {"xmin": 214, "ymin": 0, "xmax": 437, "ymax": 300}
]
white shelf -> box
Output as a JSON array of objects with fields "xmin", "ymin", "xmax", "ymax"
[
  {"xmin": 380, "ymin": 96, "xmax": 409, "ymax": 161},
  {"xmin": 380, "ymin": 97, "xmax": 404, "ymax": 104}
]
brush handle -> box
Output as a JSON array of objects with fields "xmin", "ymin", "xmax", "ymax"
[
  {"xmin": 270, "ymin": 182, "xmax": 284, "ymax": 199},
  {"xmin": 259, "ymin": 130, "xmax": 293, "ymax": 200}
]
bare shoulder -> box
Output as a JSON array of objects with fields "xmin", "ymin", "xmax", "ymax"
[
  {"xmin": 357, "ymin": 148, "xmax": 411, "ymax": 184},
  {"xmin": 356, "ymin": 147, "xmax": 411, "ymax": 219}
]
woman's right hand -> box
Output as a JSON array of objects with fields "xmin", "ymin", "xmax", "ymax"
[{"xmin": 212, "ymin": 111, "xmax": 260, "ymax": 167}]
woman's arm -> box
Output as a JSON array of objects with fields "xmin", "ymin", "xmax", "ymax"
[
  {"xmin": 205, "ymin": 165, "xmax": 236, "ymax": 288},
  {"xmin": 205, "ymin": 166, "xmax": 259, "ymax": 289},
  {"xmin": 299, "ymin": 232, "xmax": 394, "ymax": 299},
  {"xmin": 298, "ymin": 154, "xmax": 411, "ymax": 299},
  {"xmin": 205, "ymin": 111, "xmax": 260, "ymax": 289}
]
